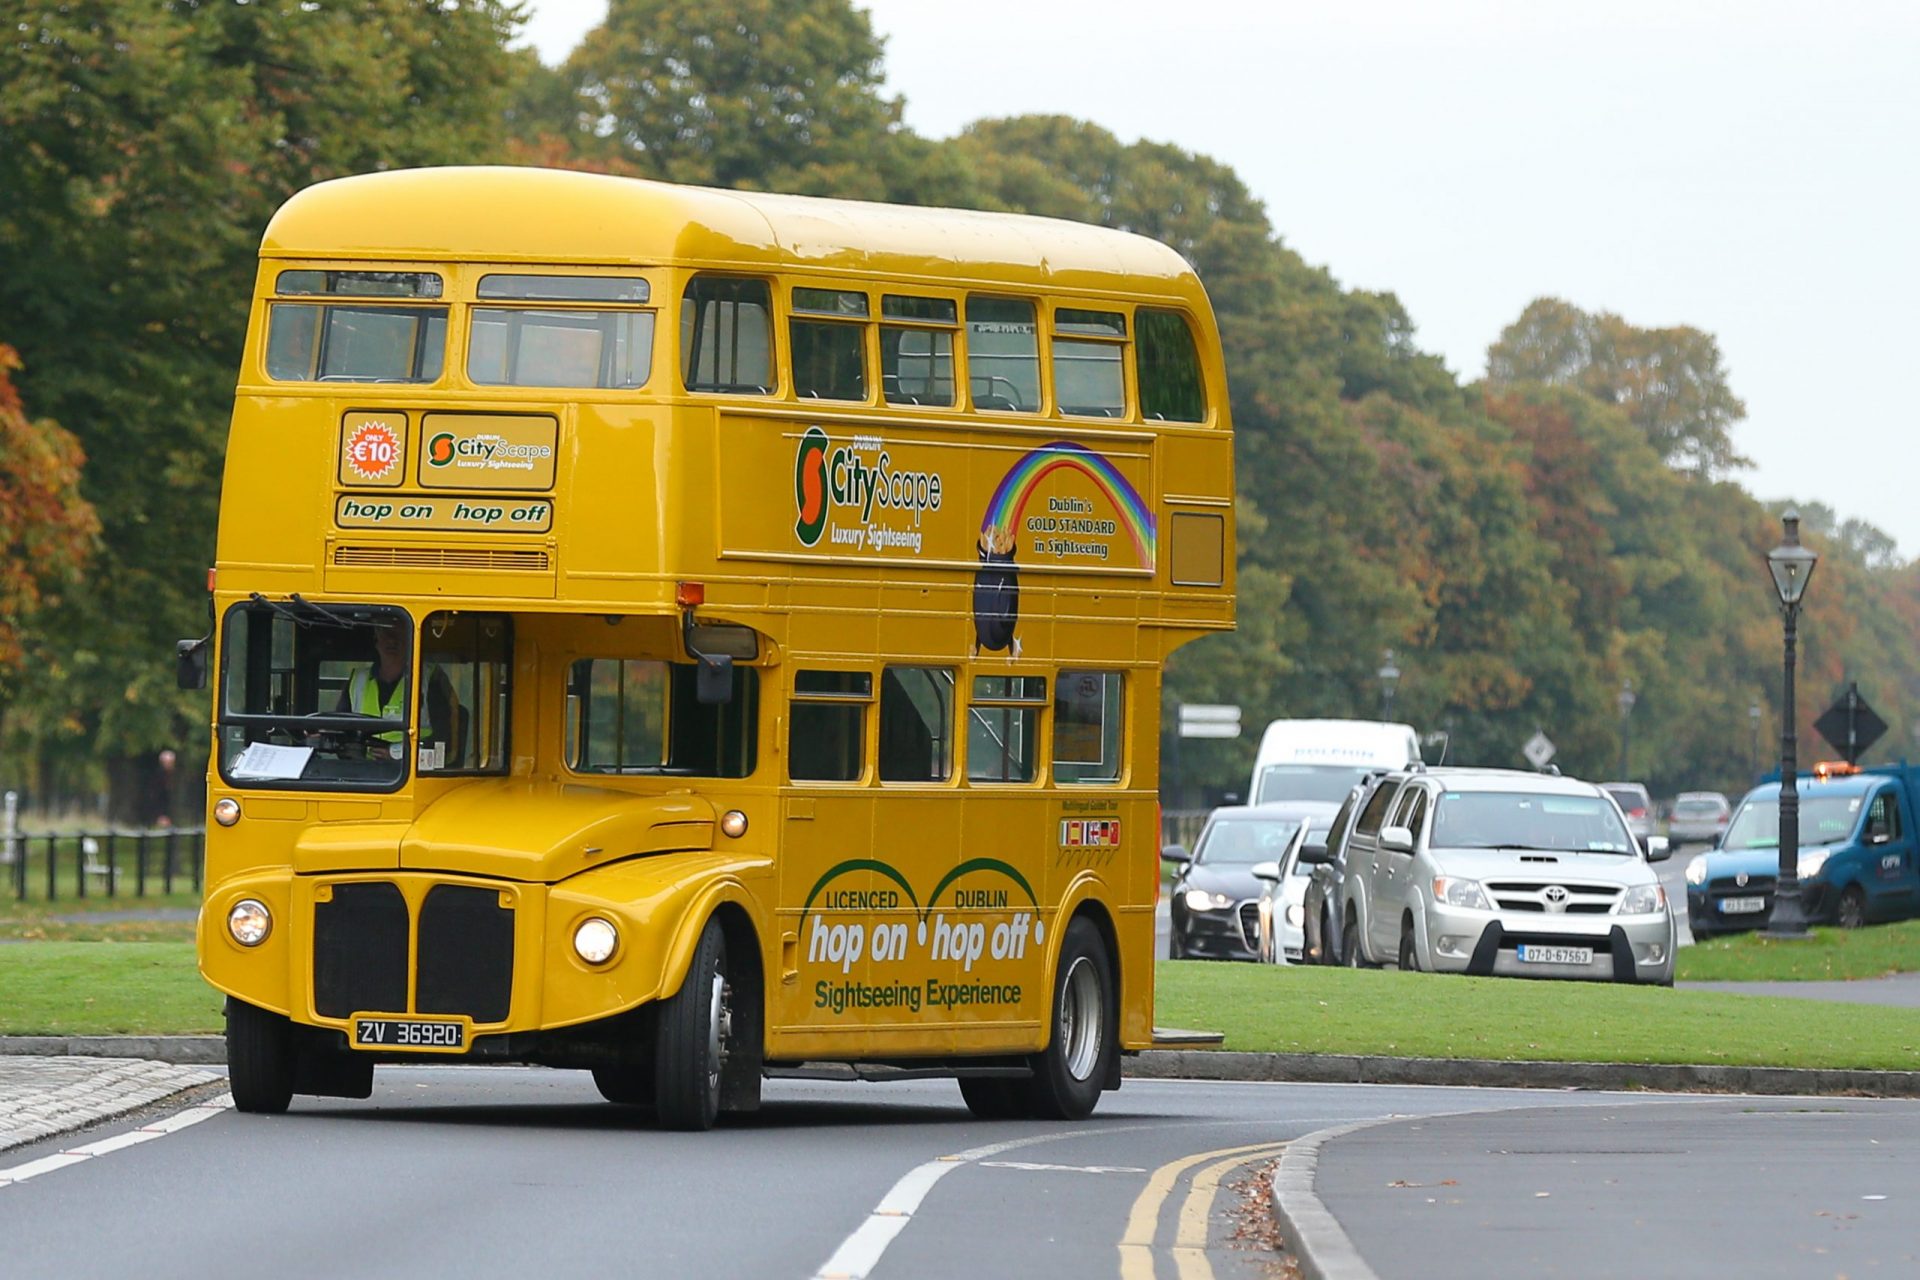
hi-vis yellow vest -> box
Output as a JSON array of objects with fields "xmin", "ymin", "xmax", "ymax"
[{"xmin": 348, "ymin": 669, "xmax": 423, "ymax": 750}]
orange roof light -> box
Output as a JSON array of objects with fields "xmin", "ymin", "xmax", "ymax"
[
  {"xmin": 206, "ymin": 567, "xmax": 217, "ymax": 592},
  {"xmin": 675, "ymin": 581, "xmax": 705, "ymax": 609},
  {"xmin": 1811, "ymin": 760, "xmax": 1859, "ymax": 780}
]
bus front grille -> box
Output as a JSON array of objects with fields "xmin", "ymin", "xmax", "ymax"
[
  {"xmin": 417, "ymin": 885, "xmax": 515, "ymax": 1023},
  {"xmin": 332, "ymin": 545, "xmax": 552, "ymax": 572},
  {"xmin": 312, "ymin": 881, "xmax": 514, "ymax": 1024}
]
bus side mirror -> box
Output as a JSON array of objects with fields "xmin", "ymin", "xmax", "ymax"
[
  {"xmin": 176, "ymin": 638, "xmax": 208, "ymax": 691},
  {"xmin": 695, "ymin": 653, "xmax": 733, "ymax": 705}
]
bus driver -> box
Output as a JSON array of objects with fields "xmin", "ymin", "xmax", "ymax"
[{"xmin": 341, "ymin": 620, "xmax": 456, "ymax": 766}]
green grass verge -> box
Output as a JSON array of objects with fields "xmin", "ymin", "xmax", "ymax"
[
  {"xmin": 1154, "ymin": 960, "xmax": 1920, "ymax": 1072},
  {"xmin": 1677, "ymin": 919, "xmax": 1920, "ymax": 981},
  {"xmin": 0, "ymin": 942, "xmax": 222, "ymax": 1035},
  {"xmin": 0, "ymin": 894, "xmax": 200, "ymax": 941}
]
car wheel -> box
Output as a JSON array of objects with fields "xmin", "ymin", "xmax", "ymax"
[
  {"xmin": 1341, "ymin": 906, "xmax": 1366, "ymax": 968},
  {"xmin": 1168, "ymin": 928, "xmax": 1185, "ymax": 960},
  {"xmin": 1319, "ymin": 907, "xmax": 1338, "ymax": 966},
  {"xmin": 1838, "ymin": 885, "xmax": 1868, "ymax": 929},
  {"xmin": 1398, "ymin": 917, "xmax": 1419, "ymax": 973}
]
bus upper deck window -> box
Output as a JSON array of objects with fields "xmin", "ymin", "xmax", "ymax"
[
  {"xmin": 1053, "ymin": 308, "xmax": 1126, "ymax": 418},
  {"xmin": 881, "ymin": 295, "xmax": 957, "ymax": 407},
  {"xmin": 681, "ymin": 276, "xmax": 773, "ymax": 394},
  {"xmin": 266, "ymin": 305, "xmax": 448, "ymax": 384},
  {"xmin": 966, "ymin": 297, "xmax": 1039, "ymax": 413},
  {"xmin": 469, "ymin": 310, "xmax": 654, "ymax": 389},
  {"xmin": 791, "ymin": 287, "xmax": 869, "ymax": 402},
  {"xmin": 1137, "ymin": 308, "xmax": 1206, "ymax": 422}
]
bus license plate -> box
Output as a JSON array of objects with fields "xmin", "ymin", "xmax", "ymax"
[
  {"xmin": 1720, "ymin": 896, "xmax": 1766, "ymax": 914},
  {"xmin": 1515, "ymin": 944, "xmax": 1592, "ymax": 965},
  {"xmin": 353, "ymin": 1017, "xmax": 465, "ymax": 1050}
]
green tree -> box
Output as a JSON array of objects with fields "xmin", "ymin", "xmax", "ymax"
[
  {"xmin": 1487, "ymin": 297, "xmax": 1750, "ymax": 475},
  {"xmin": 0, "ymin": 0, "xmax": 522, "ymax": 807}
]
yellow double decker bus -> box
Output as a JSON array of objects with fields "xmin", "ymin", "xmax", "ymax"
[{"xmin": 188, "ymin": 167, "xmax": 1234, "ymax": 1129}]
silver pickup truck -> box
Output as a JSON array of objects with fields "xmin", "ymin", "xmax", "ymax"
[{"xmin": 1332, "ymin": 766, "xmax": 1676, "ymax": 985}]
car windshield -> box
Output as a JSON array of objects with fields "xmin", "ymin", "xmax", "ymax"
[
  {"xmin": 1197, "ymin": 817, "xmax": 1302, "ymax": 865},
  {"xmin": 1722, "ymin": 794, "xmax": 1862, "ymax": 851},
  {"xmin": 1430, "ymin": 791, "xmax": 1635, "ymax": 853},
  {"xmin": 1255, "ymin": 764, "xmax": 1371, "ymax": 804}
]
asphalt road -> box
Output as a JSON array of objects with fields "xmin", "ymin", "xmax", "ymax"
[{"xmin": 0, "ymin": 1068, "xmax": 1649, "ymax": 1280}]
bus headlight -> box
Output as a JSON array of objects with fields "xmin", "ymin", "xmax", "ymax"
[
  {"xmin": 573, "ymin": 917, "xmax": 619, "ymax": 965},
  {"xmin": 720, "ymin": 809, "xmax": 749, "ymax": 839},
  {"xmin": 1684, "ymin": 855, "xmax": 1707, "ymax": 886},
  {"xmin": 227, "ymin": 899, "xmax": 271, "ymax": 946},
  {"xmin": 214, "ymin": 798, "xmax": 241, "ymax": 827}
]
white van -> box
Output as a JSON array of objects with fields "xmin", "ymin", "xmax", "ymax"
[{"xmin": 1247, "ymin": 719, "xmax": 1421, "ymax": 805}]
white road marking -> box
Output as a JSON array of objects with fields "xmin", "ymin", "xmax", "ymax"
[
  {"xmin": 980, "ymin": 1160, "xmax": 1147, "ymax": 1174},
  {"xmin": 0, "ymin": 1096, "xmax": 232, "ymax": 1189},
  {"xmin": 813, "ymin": 1121, "xmax": 1175, "ymax": 1280}
]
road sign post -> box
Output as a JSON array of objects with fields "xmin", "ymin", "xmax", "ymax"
[
  {"xmin": 1177, "ymin": 704, "xmax": 1242, "ymax": 740},
  {"xmin": 1522, "ymin": 731, "xmax": 1556, "ymax": 770}
]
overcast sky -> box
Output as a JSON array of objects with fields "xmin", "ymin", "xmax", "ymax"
[{"xmin": 519, "ymin": 0, "xmax": 1920, "ymax": 559}]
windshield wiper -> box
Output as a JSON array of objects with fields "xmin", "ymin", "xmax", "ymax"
[
  {"xmin": 248, "ymin": 592, "xmax": 314, "ymax": 628},
  {"xmin": 289, "ymin": 593, "xmax": 375, "ymax": 631}
]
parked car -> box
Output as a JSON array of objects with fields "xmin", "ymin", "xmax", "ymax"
[
  {"xmin": 1247, "ymin": 719, "xmax": 1420, "ymax": 805},
  {"xmin": 1685, "ymin": 764, "xmax": 1920, "ymax": 936},
  {"xmin": 1667, "ymin": 791, "xmax": 1732, "ymax": 845},
  {"xmin": 1601, "ymin": 781, "xmax": 1657, "ymax": 843},
  {"xmin": 1252, "ymin": 818, "xmax": 1330, "ymax": 964},
  {"xmin": 1302, "ymin": 773, "xmax": 1395, "ymax": 966},
  {"xmin": 1337, "ymin": 766, "xmax": 1676, "ymax": 984},
  {"xmin": 1164, "ymin": 802, "xmax": 1338, "ymax": 960}
]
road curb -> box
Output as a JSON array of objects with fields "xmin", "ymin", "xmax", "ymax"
[
  {"xmin": 1267, "ymin": 1114, "xmax": 1408, "ymax": 1280},
  {"xmin": 1124, "ymin": 1049, "xmax": 1920, "ymax": 1098},
  {"xmin": 6, "ymin": 1038, "xmax": 1920, "ymax": 1098}
]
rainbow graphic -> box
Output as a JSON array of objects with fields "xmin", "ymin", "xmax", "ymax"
[{"xmin": 980, "ymin": 441, "xmax": 1156, "ymax": 568}]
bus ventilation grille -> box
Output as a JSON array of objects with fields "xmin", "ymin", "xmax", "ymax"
[{"xmin": 333, "ymin": 546, "xmax": 551, "ymax": 572}]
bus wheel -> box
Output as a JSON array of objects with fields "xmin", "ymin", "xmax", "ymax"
[
  {"xmin": 592, "ymin": 1064, "xmax": 654, "ymax": 1107},
  {"xmin": 1021, "ymin": 917, "xmax": 1115, "ymax": 1120},
  {"xmin": 958, "ymin": 1077, "xmax": 1028, "ymax": 1119},
  {"xmin": 654, "ymin": 918, "xmax": 730, "ymax": 1131},
  {"xmin": 227, "ymin": 998, "xmax": 294, "ymax": 1114}
]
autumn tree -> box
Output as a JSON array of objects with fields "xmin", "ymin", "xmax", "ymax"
[{"xmin": 0, "ymin": 345, "xmax": 98, "ymax": 688}]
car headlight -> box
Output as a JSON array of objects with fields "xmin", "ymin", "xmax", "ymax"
[
  {"xmin": 1684, "ymin": 855, "xmax": 1707, "ymax": 886},
  {"xmin": 1285, "ymin": 903, "xmax": 1304, "ymax": 926},
  {"xmin": 1184, "ymin": 888, "xmax": 1232, "ymax": 912},
  {"xmin": 1799, "ymin": 848, "xmax": 1830, "ymax": 877},
  {"xmin": 1431, "ymin": 876, "xmax": 1492, "ymax": 910},
  {"xmin": 1617, "ymin": 883, "xmax": 1667, "ymax": 915}
]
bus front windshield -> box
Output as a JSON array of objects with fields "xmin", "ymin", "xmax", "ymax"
[{"xmin": 1722, "ymin": 795, "xmax": 1863, "ymax": 851}]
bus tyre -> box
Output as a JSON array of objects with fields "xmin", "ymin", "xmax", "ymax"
[
  {"xmin": 592, "ymin": 1064, "xmax": 653, "ymax": 1107},
  {"xmin": 1021, "ymin": 918, "xmax": 1115, "ymax": 1121},
  {"xmin": 654, "ymin": 918, "xmax": 731, "ymax": 1131},
  {"xmin": 958, "ymin": 1077, "xmax": 1028, "ymax": 1120},
  {"xmin": 227, "ymin": 998, "xmax": 294, "ymax": 1115}
]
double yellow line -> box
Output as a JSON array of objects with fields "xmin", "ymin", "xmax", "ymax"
[{"xmin": 1117, "ymin": 1140, "xmax": 1290, "ymax": 1280}]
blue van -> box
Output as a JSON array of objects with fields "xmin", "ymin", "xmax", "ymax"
[{"xmin": 1684, "ymin": 765, "xmax": 1920, "ymax": 935}]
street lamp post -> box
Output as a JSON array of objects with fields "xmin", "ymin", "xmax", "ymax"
[
  {"xmin": 1378, "ymin": 650, "xmax": 1400, "ymax": 720},
  {"xmin": 1763, "ymin": 508, "xmax": 1819, "ymax": 940},
  {"xmin": 1748, "ymin": 701, "xmax": 1762, "ymax": 780},
  {"xmin": 1616, "ymin": 681, "xmax": 1636, "ymax": 780}
]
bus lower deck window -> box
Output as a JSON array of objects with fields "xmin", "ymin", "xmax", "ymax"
[
  {"xmin": 879, "ymin": 666, "xmax": 953, "ymax": 782},
  {"xmin": 1054, "ymin": 671, "xmax": 1123, "ymax": 784}
]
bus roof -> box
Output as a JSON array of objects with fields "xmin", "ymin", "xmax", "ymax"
[{"xmin": 261, "ymin": 166, "xmax": 1208, "ymax": 302}]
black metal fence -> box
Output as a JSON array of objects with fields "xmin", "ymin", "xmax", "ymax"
[{"xmin": 3, "ymin": 828, "xmax": 206, "ymax": 903}]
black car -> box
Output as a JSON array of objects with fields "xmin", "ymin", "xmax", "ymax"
[{"xmin": 1164, "ymin": 803, "xmax": 1339, "ymax": 959}]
